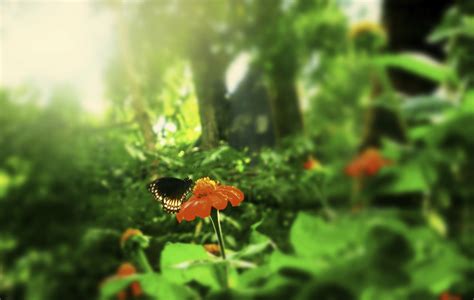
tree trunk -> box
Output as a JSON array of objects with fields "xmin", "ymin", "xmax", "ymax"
[
  {"xmin": 228, "ymin": 67, "xmax": 276, "ymax": 150},
  {"xmin": 268, "ymin": 72, "xmax": 303, "ymax": 140},
  {"xmin": 116, "ymin": 4, "xmax": 156, "ymax": 152},
  {"xmin": 189, "ymin": 38, "xmax": 229, "ymax": 150}
]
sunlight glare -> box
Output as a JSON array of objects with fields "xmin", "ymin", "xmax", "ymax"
[
  {"xmin": 225, "ymin": 52, "xmax": 251, "ymax": 95},
  {"xmin": 0, "ymin": 0, "xmax": 114, "ymax": 115}
]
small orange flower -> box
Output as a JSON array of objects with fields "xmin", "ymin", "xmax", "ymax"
[
  {"xmin": 120, "ymin": 229, "xmax": 143, "ymax": 248},
  {"xmin": 176, "ymin": 177, "xmax": 244, "ymax": 223},
  {"xmin": 116, "ymin": 263, "xmax": 142, "ymax": 300},
  {"xmin": 345, "ymin": 148, "xmax": 391, "ymax": 177},
  {"xmin": 203, "ymin": 243, "xmax": 221, "ymax": 256},
  {"xmin": 439, "ymin": 291, "xmax": 462, "ymax": 300},
  {"xmin": 303, "ymin": 156, "xmax": 321, "ymax": 170}
]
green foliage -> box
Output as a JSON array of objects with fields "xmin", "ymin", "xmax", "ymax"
[
  {"xmin": 2, "ymin": 1, "xmax": 474, "ymax": 299},
  {"xmin": 98, "ymin": 211, "xmax": 469, "ymax": 299},
  {"xmin": 160, "ymin": 243, "xmax": 221, "ymax": 289}
]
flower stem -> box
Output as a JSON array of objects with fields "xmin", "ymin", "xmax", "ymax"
[
  {"xmin": 134, "ymin": 249, "xmax": 153, "ymax": 273},
  {"xmin": 210, "ymin": 209, "xmax": 226, "ymax": 259},
  {"xmin": 315, "ymin": 183, "xmax": 335, "ymax": 219},
  {"xmin": 209, "ymin": 209, "xmax": 229, "ymax": 288}
]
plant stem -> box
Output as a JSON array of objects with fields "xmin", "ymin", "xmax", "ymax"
[
  {"xmin": 210, "ymin": 209, "xmax": 226, "ymax": 259},
  {"xmin": 315, "ymin": 182, "xmax": 335, "ymax": 219},
  {"xmin": 209, "ymin": 209, "xmax": 229, "ymax": 288},
  {"xmin": 135, "ymin": 249, "xmax": 153, "ymax": 273}
]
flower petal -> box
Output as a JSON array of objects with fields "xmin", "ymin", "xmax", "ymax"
[
  {"xmin": 176, "ymin": 178, "xmax": 244, "ymax": 223},
  {"xmin": 216, "ymin": 186, "xmax": 244, "ymax": 206},
  {"xmin": 176, "ymin": 199, "xmax": 198, "ymax": 222},
  {"xmin": 176, "ymin": 197, "xmax": 212, "ymax": 223},
  {"xmin": 208, "ymin": 193, "xmax": 228, "ymax": 210},
  {"xmin": 194, "ymin": 199, "xmax": 212, "ymax": 219}
]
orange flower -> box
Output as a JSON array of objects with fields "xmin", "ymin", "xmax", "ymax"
[
  {"xmin": 116, "ymin": 263, "xmax": 142, "ymax": 300},
  {"xmin": 345, "ymin": 148, "xmax": 391, "ymax": 177},
  {"xmin": 203, "ymin": 243, "xmax": 221, "ymax": 256},
  {"xmin": 176, "ymin": 177, "xmax": 244, "ymax": 223},
  {"xmin": 439, "ymin": 291, "xmax": 462, "ymax": 300},
  {"xmin": 303, "ymin": 156, "xmax": 321, "ymax": 170},
  {"xmin": 120, "ymin": 229, "xmax": 143, "ymax": 248}
]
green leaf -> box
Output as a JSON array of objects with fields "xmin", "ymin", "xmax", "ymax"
[
  {"xmin": 379, "ymin": 162, "xmax": 431, "ymax": 194},
  {"xmin": 429, "ymin": 14, "xmax": 474, "ymax": 41},
  {"xmin": 268, "ymin": 251, "xmax": 327, "ymax": 275},
  {"xmin": 290, "ymin": 213, "xmax": 363, "ymax": 258},
  {"xmin": 407, "ymin": 229, "xmax": 469, "ymax": 293},
  {"xmin": 375, "ymin": 53, "xmax": 455, "ymax": 83},
  {"xmin": 160, "ymin": 242, "xmax": 220, "ymax": 289},
  {"xmin": 462, "ymin": 89, "xmax": 474, "ymax": 113},
  {"xmin": 100, "ymin": 276, "xmax": 135, "ymax": 299},
  {"xmin": 232, "ymin": 241, "xmax": 271, "ymax": 260},
  {"xmin": 401, "ymin": 96, "xmax": 454, "ymax": 121},
  {"xmin": 99, "ymin": 273, "xmax": 196, "ymax": 300},
  {"xmin": 231, "ymin": 220, "xmax": 275, "ymax": 260}
]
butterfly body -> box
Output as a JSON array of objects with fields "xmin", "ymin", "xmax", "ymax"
[{"xmin": 148, "ymin": 177, "xmax": 193, "ymax": 213}]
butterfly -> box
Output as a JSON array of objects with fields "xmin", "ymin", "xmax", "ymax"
[{"xmin": 147, "ymin": 177, "xmax": 194, "ymax": 213}]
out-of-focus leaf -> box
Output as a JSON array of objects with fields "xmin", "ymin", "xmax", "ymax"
[
  {"xmin": 379, "ymin": 162, "xmax": 431, "ymax": 194},
  {"xmin": 375, "ymin": 53, "xmax": 455, "ymax": 83},
  {"xmin": 429, "ymin": 12, "xmax": 474, "ymax": 42},
  {"xmin": 160, "ymin": 243, "xmax": 220, "ymax": 289},
  {"xmin": 99, "ymin": 273, "xmax": 197, "ymax": 300},
  {"xmin": 100, "ymin": 275, "xmax": 137, "ymax": 300},
  {"xmin": 268, "ymin": 251, "xmax": 327, "ymax": 275},
  {"xmin": 232, "ymin": 241, "xmax": 271, "ymax": 260},
  {"xmin": 289, "ymin": 213, "xmax": 362, "ymax": 258},
  {"xmin": 461, "ymin": 89, "xmax": 474, "ymax": 113},
  {"xmin": 407, "ymin": 229, "xmax": 469, "ymax": 293},
  {"xmin": 401, "ymin": 96, "xmax": 454, "ymax": 121},
  {"xmin": 424, "ymin": 210, "xmax": 447, "ymax": 237}
]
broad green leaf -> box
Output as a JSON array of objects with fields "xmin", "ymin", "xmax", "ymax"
[
  {"xmin": 268, "ymin": 251, "xmax": 327, "ymax": 275},
  {"xmin": 231, "ymin": 220, "xmax": 275, "ymax": 260},
  {"xmin": 232, "ymin": 241, "xmax": 271, "ymax": 260},
  {"xmin": 289, "ymin": 212, "xmax": 362, "ymax": 258},
  {"xmin": 408, "ymin": 239, "xmax": 468, "ymax": 293},
  {"xmin": 401, "ymin": 96, "xmax": 454, "ymax": 121},
  {"xmin": 100, "ymin": 277, "xmax": 135, "ymax": 300},
  {"xmin": 99, "ymin": 273, "xmax": 196, "ymax": 300},
  {"xmin": 160, "ymin": 242, "xmax": 220, "ymax": 289},
  {"xmin": 375, "ymin": 53, "xmax": 455, "ymax": 83},
  {"xmin": 238, "ymin": 265, "xmax": 273, "ymax": 287},
  {"xmin": 379, "ymin": 162, "xmax": 431, "ymax": 194},
  {"xmin": 403, "ymin": 227, "xmax": 469, "ymax": 293}
]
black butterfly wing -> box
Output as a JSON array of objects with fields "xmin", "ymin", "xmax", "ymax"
[{"xmin": 148, "ymin": 177, "xmax": 193, "ymax": 213}]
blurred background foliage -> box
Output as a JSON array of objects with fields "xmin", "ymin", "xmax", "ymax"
[{"xmin": 0, "ymin": 0, "xmax": 473, "ymax": 299}]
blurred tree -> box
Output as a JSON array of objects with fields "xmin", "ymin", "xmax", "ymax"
[
  {"xmin": 228, "ymin": 67, "xmax": 276, "ymax": 150},
  {"xmin": 242, "ymin": 0, "xmax": 304, "ymax": 140},
  {"xmin": 103, "ymin": 0, "xmax": 370, "ymax": 151},
  {"xmin": 114, "ymin": 2, "xmax": 157, "ymax": 152},
  {"xmin": 184, "ymin": 2, "xmax": 233, "ymax": 149}
]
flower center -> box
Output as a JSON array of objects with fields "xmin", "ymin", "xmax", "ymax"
[{"xmin": 193, "ymin": 177, "xmax": 218, "ymax": 197}]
